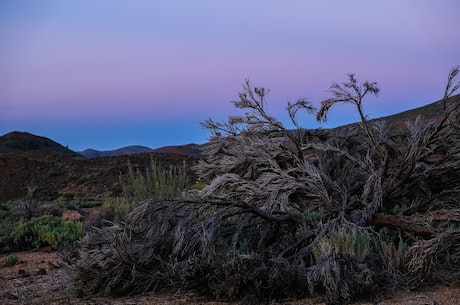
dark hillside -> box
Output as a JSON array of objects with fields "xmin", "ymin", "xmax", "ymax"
[
  {"xmin": 0, "ymin": 131, "xmax": 76, "ymax": 155},
  {"xmin": 311, "ymin": 94, "xmax": 460, "ymax": 142},
  {"xmin": 153, "ymin": 143, "xmax": 203, "ymax": 158},
  {"xmin": 0, "ymin": 150, "xmax": 196, "ymax": 202},
  {"xmin": 372, "ymin": 93, "xmax": 459, "ymax": 129}
]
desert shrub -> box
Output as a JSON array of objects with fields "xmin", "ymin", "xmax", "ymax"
[
  {"xmin": 0, "ymin": 201, "xmax": 25, "ymax": 253},
  {"xmin": 303, "ymin": 208, "xmax": 326, "ymax": 223},
  {"xmin": 122, "ymin": 156, "xmax": 188, "ymax": 202},
  {"xmin": 100, "ymin": 157, "xmax": 189, "ymax": 223},
  {"xmin": 100, "ymin": 196, "xmax": 131, "ymax": 223},
  {"xmin": 4, "ymin": 254, "xmax": 19, "ymax": 267},
  {"xmin": 313, "ymin": 226, "xmax": 374, "ymax": 264},
  {"xmin": 73, "ymin": 199, "xmax": 101, "ymax": 209},
  {"xmin": 1, "ymin": 190, "xmax": 86, "ymax": 252},
  {"xmin": 33, "ymin": 215, "xmax": 85, "ymax": 249},
  {"xmin": 16, "ymin": 184, "xmax": 42, "ymax": 221},
  {"xmin": 12, "ymin": 215, "xmax": 85, "ymax": 250},
  {"xmin": 70, "ymin": 68, "xmax": 460, "ymax": 304}
]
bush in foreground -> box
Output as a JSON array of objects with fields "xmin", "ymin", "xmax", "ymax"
[{"xmin": 69, "ymin": 67, "xmax": 460, "ymax": 304}]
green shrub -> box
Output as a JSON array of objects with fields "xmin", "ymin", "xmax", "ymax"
[
  {"xmin": 102, "ymin": 157, "xmax": 189, "ymax": 223},
  {"xmin": 313, "ymin": 227, "xmax": 374, "ymax": 263},
  {"xmin": 4, "ymin": 254, "xmax": 19, "ymax": 267},
  {"xmin": 33, "ymin": 215, "xmax": 85, "ymax": 249},
  {"xmin": 380, "ymin": 239, "xmax": 409, "ymax": 270},
  {"xmin": 101, "ymin": 196, "xmax": 133, "ymax": 223},
  {"xmin": 378, "ymin": 227, "xmax": 409, "ymax": 270},
  {"xmin": 12, "ymin": 215, "xmax": 85, "ymax": 250},
  {"xmin": 122, "ymin": 157, "xmax": 188, "ymax": 202},
  {"xmin": 303, "ymin": 208, "xmax": 326, "ymax": 223}
]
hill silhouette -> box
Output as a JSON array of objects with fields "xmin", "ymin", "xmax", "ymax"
[
  {"xmin": 0, "ymin": 131, "xmax": 203, "ymax": 159},
  {"xmin": 152, "ymin": 143, "xmax": 203, "ymax": 158},
  {"xmin": 335, "ymin": 94, "xmax": 459, "ymax": 130},
  {"xmin": 79, "ymin": 146, "xmax": 154, "ymax": 158},
  {"xmin": 372, "ymin": 94, "xmax": 458, "ymax": 127},
  {"xmin": 0, "ymin": 131, "xmax": 76, "ymax": 155},
  {"xmin": 78, "ymin": 144, "xmax": 203, "ymax": 158}
]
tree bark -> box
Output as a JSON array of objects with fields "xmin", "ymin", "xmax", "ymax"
[{"xmin": 371, "ymin": 209, "xmax": 460, "ymax": 238}]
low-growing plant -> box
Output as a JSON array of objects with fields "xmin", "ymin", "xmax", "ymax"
[
  {"xmin": 380, "ymin": 239, "xmax": 409, "ymax": 271},
  {"xmin": 33, "ymin": 215, "xmax": 85, "ymax": 249},
  {"xmin": 303, "ymin": 208, "xmax": 326, "ymax": 223},
  {"xmin": 12, "ymin": 215, "xmax": 85, "ymax": 250},
  {"xmin": 101, "ymin": 196, "xmax": 132, "ymax": 223},
  {"xmin": 0, "ymin": 202, "xmax": 26, "ymax": 253},
  {"xmin": 4, "ymin": 254, "xmax": 19, "ymax": 267},
  {"xmin": 122, "ymin": 156, "xmax": 188, "ymax": 202},
  {"xmin": 74, "ymin": 199, "xmax": 102, "ymax": 209},
  {"xmin": 16, "ymin": 184, "xmax": 42, "ymax": 221},
  {"xmin": 101, "ymin": 156, "xmax": 189, "ymax": 223},
  {"xmin": 313, "ymin": 226, "xmax": 374, "ymax": 263}
]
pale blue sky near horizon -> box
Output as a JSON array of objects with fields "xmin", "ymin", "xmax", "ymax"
[{"xmin": 1, "ymin": 1, "xmax": 459, "ymax": 151}]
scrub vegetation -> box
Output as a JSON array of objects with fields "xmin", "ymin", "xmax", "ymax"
[
  {"xmin": 100, "ymin": 157, "xmax": 188, "ymax": 223},
  {"xmin": 0, "ymin": 157, "xmax": 189, "ymax": 254},
  {"xmin": 68, "ymin": 67, "xmax": 460, "ymax": 304},
  {"xmin": 0, "ymin": 187, "xmax": 86, "ymax": 252}
]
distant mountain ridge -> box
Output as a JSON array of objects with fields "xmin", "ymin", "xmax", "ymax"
[
  {"xmin": 0, "ymin": 131, "xmax": 203, "ymax": 158},
  {"xmin": 152, "ymin": 143, "xmax": 203, "ymax": 158},
  {"xmin": 78, "ymin": 146, "xmax": 154, "ymax": 158},
  {"xmin": 78, "ymin": 143, "xmax": 203, "ymax": 158}
]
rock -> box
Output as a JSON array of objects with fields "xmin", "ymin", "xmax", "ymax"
[{"xmin": 61, "ymin": 210, "xmax": 82, "ymax": 221}]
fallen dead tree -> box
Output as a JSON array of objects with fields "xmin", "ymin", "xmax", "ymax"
[
  {"xmin": 69, "ymin": 198, "xmax": 385, "ymax": 303},
  {"xmin": 372, "ymin": 209, "xmax": 460, "ymax": 239},
  {"xmin": 68, "ymin": 67, "xmax": 460, "ymax": 304}
]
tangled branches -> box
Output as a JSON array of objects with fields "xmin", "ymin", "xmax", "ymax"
[
  {"xmin": 69, "ymin": 67, "xmax": 460, "ymax": 304},
  {"xmin": 69, "ymin": 199, "xmax": 381, "ymax": 304}
]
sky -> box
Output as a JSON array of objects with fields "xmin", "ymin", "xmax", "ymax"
[{"xmin": 1, "ymin": 1, "xmax": 459, "ymax": 151}]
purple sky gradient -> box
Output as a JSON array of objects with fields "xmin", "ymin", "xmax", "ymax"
[{"xmin": 1, "ymin": 1, "xmax": 459, "ymax": 151}]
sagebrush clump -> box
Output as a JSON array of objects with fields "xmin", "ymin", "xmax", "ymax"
[
  {"xmin": 13, "ymin": 215, "xmax": 85, "ymax": 250},
  {"xmin": 69, "ymin": 67, "xmax": 460, "ymax": 304},
  {"xmin": 4, "ymin": 254, "xmax": 19, "ymax": 267},
  {"xmin": 100, "ymin": 157, "xmax": 188, "ymax": 223}
]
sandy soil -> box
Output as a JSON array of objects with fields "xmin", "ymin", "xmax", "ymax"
[{"xmin": 1, "ymin": 250, "xmax": 459, "ymax": 305}]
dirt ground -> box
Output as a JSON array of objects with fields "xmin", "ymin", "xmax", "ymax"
[{"xmin": 1, "ymin": 250, "xmax": 460, "ymax": 305}]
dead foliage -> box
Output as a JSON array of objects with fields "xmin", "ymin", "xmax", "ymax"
[{"xmin": 68, "ymin": 68, "xmax": 460, "ymax": 304}]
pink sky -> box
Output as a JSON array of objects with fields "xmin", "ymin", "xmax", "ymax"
[{"xmin": 1, "ymin": 1, "xmax": 459, "ymax": 150}]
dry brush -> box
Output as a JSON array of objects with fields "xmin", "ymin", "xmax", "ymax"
[{"xmin": 67, "ymin": 68, "xmax": 460, "ymax": 304}]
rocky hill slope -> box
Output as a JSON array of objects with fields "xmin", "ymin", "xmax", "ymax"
[{"xmin": 0, "ymin": 150, "xmax": 196, "ymax": 202}]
